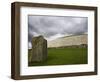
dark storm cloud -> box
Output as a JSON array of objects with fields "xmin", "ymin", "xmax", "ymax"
[{"xmin": 28, "ymin": 15, "xmax": 88, "ymax": 48}]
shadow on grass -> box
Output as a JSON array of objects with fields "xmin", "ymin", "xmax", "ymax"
[{"xmin": 28, "ymin": 55, "xmax": 55, "ymax": 66}]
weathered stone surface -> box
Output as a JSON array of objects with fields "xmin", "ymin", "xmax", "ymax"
[{"xmin": 29, "ymin": 36, "xmax": 47, "ymax": 62}]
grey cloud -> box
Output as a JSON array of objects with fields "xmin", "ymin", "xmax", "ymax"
[{"xmin": 28, "ymin": 15, "xmax": 88, "ymax": 48}]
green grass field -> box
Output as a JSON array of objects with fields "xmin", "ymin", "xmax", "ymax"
[{"xmin": 28, "ymin": 47, "xmax": 87, "ymax": 66}]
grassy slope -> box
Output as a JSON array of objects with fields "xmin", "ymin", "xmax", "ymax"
[{"xmin": 29, "ymin": 47, "xmax": 87, "ymax": 66}]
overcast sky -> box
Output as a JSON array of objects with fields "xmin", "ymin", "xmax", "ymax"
[{"xmin": 28, "ymin": 15, "xmax": 88, "ymax": 49}]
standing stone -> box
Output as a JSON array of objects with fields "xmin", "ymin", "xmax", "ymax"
[{"xmin": 29, "ymin": 36, "xmax": 47, "ymax": 62}]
